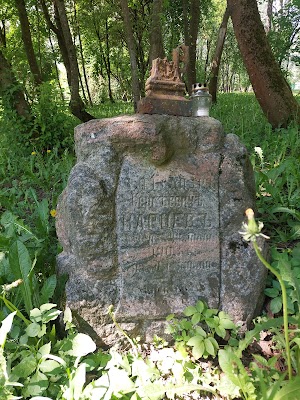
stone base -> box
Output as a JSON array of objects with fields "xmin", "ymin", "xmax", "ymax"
[{"xmin": 137, "ymin": 97, "xmax": 191, "ymax": 116}]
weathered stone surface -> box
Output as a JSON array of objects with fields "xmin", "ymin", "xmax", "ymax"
[
  {"xmin": 56, "ymin": 114, "xmax": 267, "ymax": 345},
  {"xmin": 137, "ymin": 97, "xmax": 191, "ymax": 117}
]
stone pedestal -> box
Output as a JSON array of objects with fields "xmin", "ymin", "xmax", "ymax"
[{"xmin": 56, "ymin": 114, "xmax": 267, "ymax": 346}]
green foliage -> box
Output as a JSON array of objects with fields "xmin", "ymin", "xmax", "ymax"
[
  {"xmin": 0, "ymin": 305, "xmax": 220, "ymax": 400},
  {"xmin": 30, "ymin": 83, "xmax": 77, "ymax": 151},
  {"xmin": 265, "ymin": 245, "xmax": 300, "ymax": 314},
  {"xmin": 0, "ymin": 208, "xmax": 57, "ymax": 316},
  {"xmin": 166, "ymin": 300, "xmax": 237, "ymax": 360},
  {"xmin": 0, "ymin": 82, "xmax": 77, "ymax": 154},
  {"xmin": 268, "ymin": 0, "xmax": 300, "ymax": 67}
]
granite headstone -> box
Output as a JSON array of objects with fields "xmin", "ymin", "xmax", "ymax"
[{"xmin": 56, "ymin": 114, "xmax": 267, "ymax": 346}]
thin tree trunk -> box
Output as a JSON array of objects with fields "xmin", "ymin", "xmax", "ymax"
[
  {"xmin": 0, "ymin": 48, "xmax": 32, "ymax": 122},
  {"xmin": 209, "ymin": 6, "xmax": 230, "ymax": 103},
  {"xmin": 15, "ymin": 0, "xmax": 43, "ymax": 86},
  {"xmin": 49, "ymin": 31, "xmax": 64, "ymax": 101},
  {"xmin": 73, "ymin": 0, "xmax": 93, "ymax": 105},
  {"xmin": 266, "ymin": 0, "xmax": 273, "ymax": 33},
  {"xmin": 40, "ymin": 0, "xmax": 71, "ymax": 86},
  {"xmin": 149, "ymin": 0, "xmax": 165, "ymax": 65},
  {"xmin": 227, "ymin": 0, "xmax": 300, "ymax": 127},
  {"xmin": 94, "ymin": 23, "xmax": 114, "ymax": 103},
  {"xmin": 183, "ymin": 0, "xmax": 200, "ymax": 94},
  {"xmin": 105, "ymin": 19, "xmax": 114, "ymax": 103},
  {"xmin": 0, "ymin": 20, "xmax": 6, "ymax": 47},
  {"xmin": 204, "ymin": 39, "xmax": 211, "ymax": 80},
  {"xmin": 40, "ymin": 0, "xmax": 94, "ymax": 121},
  {"xmin": 120, "ymin": 0, "xmax": 141, "ymax": 111}
]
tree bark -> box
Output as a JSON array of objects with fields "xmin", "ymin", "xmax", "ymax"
[
  {"xmin": 209, "ymin": 6, "xmax": 230, "ymax": 103},
  {"xmin": 149, "ymin": 0, "xmax": 165, "ymax": 65},
  {"xmin": 227, "ymin": 0, "xmax": 300, "ymax": 128},
  {"xmin": 15, "ymin": 0, "xmax": 43, "ymax": 86},
  {"xmin": 49, "ymin": 31, "xmax": 65, "ymax": 101},
  {"xmin": 0, "ymin": 48, "xmax": 32, "ymax": 122},
  {"xmin": 54, "ymin": 0, "xmax": 94, "ymax": 121},
  {"xmin": 73, "ymin": 0, "xmax": 93, "ymax": 105},
  {"xmin": 40, "ymin": 0, "xmax": 94, "ymax": 121},
  {"xmin": 266, "ymin": 0, "xmax": 273, "ymax": 33},
  {"xmin": 183, "ymin": 0, "xmax": 200, "ymax": 94},
  {"xmin": 120, "ymin": 0, "xmax": 141, "ymax": 111}
]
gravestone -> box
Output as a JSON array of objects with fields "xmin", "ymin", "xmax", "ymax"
[{"xmin": 56, "ymin": 114, "xmax": 267, "ymax": 346}]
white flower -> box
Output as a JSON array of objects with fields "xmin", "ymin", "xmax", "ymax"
[{"xmin": 239, "ymin": 208, "xmax": 270, "ymax": 242}]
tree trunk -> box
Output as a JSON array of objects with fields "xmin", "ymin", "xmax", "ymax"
[
  {"xmin": 183, "ymin": 0, "xmax": 200, "ymax": 94},
  {"xmin": 73, "ymin": 0, "xmax": 93, "ymax": 106},
  {"xmin": 149, "ymin": 0, "xmax": 165, "ymax": 65},
  {"xmin": 15, "ymin": 0, "xmax": 43, "ymax": 86},
  {"xmin": 209, "ymin": 6, "xmax": 230, "ymax": 103},
  {"xmin": 0, "ymin": 48, "xmax": 32, "ymax": 122},
  {"xmin": 120, "ymin": 0, "xmax": 141, "ymax": 111},
  {"xmin": 49, "ymin": 31, "xmax": 65, "ymax": 101},
  {"xmin": 54, "ymin": 0, "xmax": 94, "ymax": 122},
  {"xmin": 40, "ymin": 0, "xmax": 72, "ymax": 87},
  {"xmin": 227, "ymin": 0, "xmax": 300, "ymax": 128},
  {"xmin": 266, "ymin": 0, "xmax": 273, "ymax": 33},
  {"xmin": 40, "ymin": 0, "xmax": 94, "ymax": 121},
  {"xmin": 105, "ymin": 19, "xmax": 114, "ymax": 103}
]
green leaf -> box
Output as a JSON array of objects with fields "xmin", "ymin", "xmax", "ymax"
[
  {"xmin": 9, "ymin": 240, "xmax": 33, "ymax": 313},
  {"xmin": 191, "ymin": 312, "xmax": 201, "ymax": 325},
  {"xmin": 218, "ymin": 311, "xmax": 231, "ymax": 319},
  {"xmin": 40, "ymin": 303, "xmax": 57, "ymax": 312},
  {"xmin": 67, "ymin": 333, "xmax": 96, "ymax": 357},
  {"xmin": 41, "ymin": 309, "xmax": 61, "ymax": 323},
  {"xmin": 195, "ymin": 326, "xmax": 207, "ymax": 337},
  {"xmin": 219, "ymin": 318, "xmax": 236, "ymax": 330},
  {"xmin": 12, "ymin": 355, "xmax": 37, "ymax": 378},
  {"xmin": 40, "ymin": 275, "xmax": 57, "ymax": 304},
  {"xmin": 36, "ymin": 199, "xmax": 49, "ymax": 236},
  {"xmin": 0, "ymin": 235, "xmax": 10, "ymax": 250},
  {"xmin": 186, "ymin": 335, "xmax": 204, "ymax": 347},
  {"xmin": 138, "ymin": 381, "xmax": 213, "ymax": 400},
  {"xmin": 63, "ymin": 307, "xmax": 72, "ymax": 324},
  {"xmin": 0, "ymin": 312, "xmax": 16, "ymax": 347},
  {"xmin": 30, "ymin": 308, "xmax": 42, "ymax": 323},
  {"xmin": 206, "ymin": 317, "xmax": 218, "ymax": 328},
  {"xmin": 166, "ymin": 314, "xmax": 175, "ymax": 321},
  {"xmin": 22, "ymin": 371, "xmax": 48, "ymax": 397},
  {"xmin": 192, "ymin": 341, "xmax": 205, "ymax": 359},
  {"xmin": 252, "ymin": 354, "xmax": 268, "ymax": 366},
  {"xmin": 265, "ymin": 287, "xmax": 280, "ymax": 298},
  {"xmin": 71, "ymin": 363, "xmax": 86, "ymax": 400},
  {"xmin": 215, "ymin": 325, "xmax": 226, "ymax": 339},
  {"xmin": 270, "ymin": 297, "xmax": 283, "ymax": 314},
  {"xmin": 42, "ymin": 354, "xmax": 66, "ymax": 368},
  {"xmin": 219, "ymin": 348, "xmax": 254, "ymax": 395},
  {"xmin": 37, "ymin": 342, "xmax": 51, "ymax": 359},
  {"xmin": 108, "ymin": 366, "xmax": 135, "ymax": 395},
  {"xmin": 273, "ymin": 376, "xmax": 300, "ymax": 400},
  {"xmin": 195, "ymin": 300, "xmax": 205, "ymax": 313},
  {"xmin": 26, "ymin": 322, "xmax": 41, "ymax": 337},
  {"xmin": 204, "ymin": 337, "xmax": 217, "ymax": 356},
  {"xmin": 183, "ymin": 306, "xmax": 197, "ymax": 316}
]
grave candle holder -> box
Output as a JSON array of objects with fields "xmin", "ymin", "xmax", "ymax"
[{"xmin": 191, "ymin": 83, "xmax": 212, "ymax": 116}]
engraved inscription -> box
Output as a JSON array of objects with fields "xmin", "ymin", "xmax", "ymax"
[{"xmin": 116, "ymin": 156, "xmax": 221, "ymax": 318}]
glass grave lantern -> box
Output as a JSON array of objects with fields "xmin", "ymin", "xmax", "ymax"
[{"xmin": 191, "ymin": 83, "xmax": 212, "ymax": 117}]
